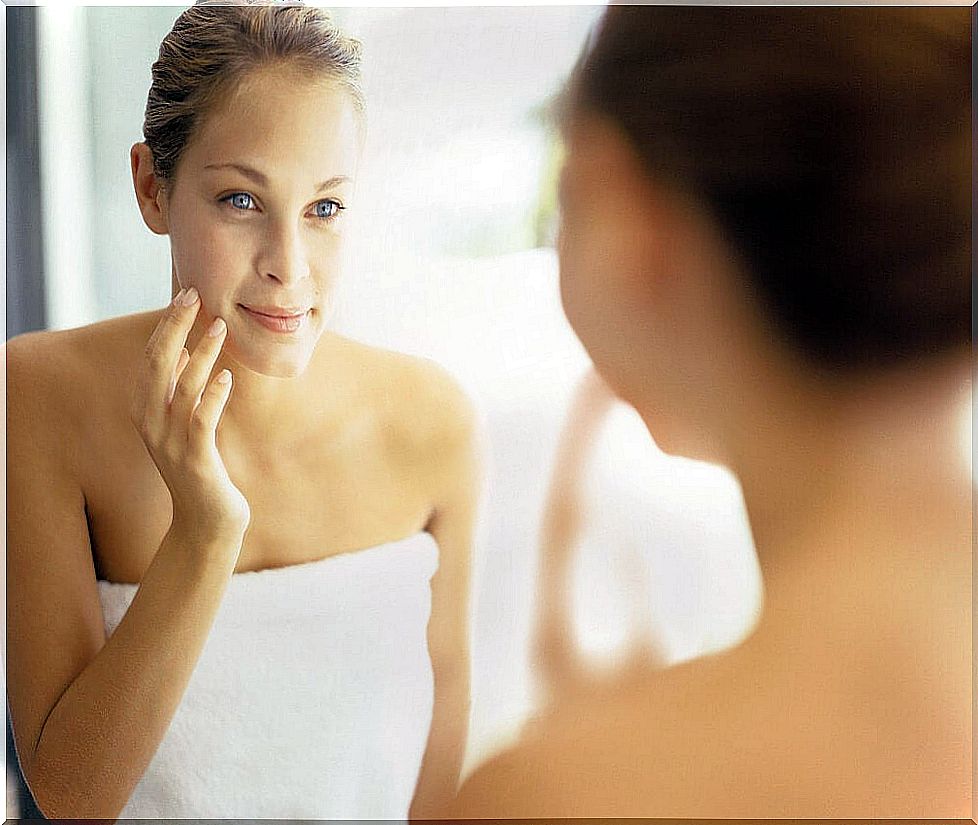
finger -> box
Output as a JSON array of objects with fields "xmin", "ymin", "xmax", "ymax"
[
  {"xmin": 143, "ymin": 288, "xmax": 201, "ymax": 412},
  {"xmin": 170, "ymin": 316, "xmax": 228, "ymax": 433},
  {"xmin": 166, "ymin": 348, "xmax": 191, "ymax": 405},
  {"xmin": 144, "ymin": 287, "xmax": 200, "ymax": 361},
  {"xmin": 188, "ymin": 369, "xmax": 233, "ymax": 454}
]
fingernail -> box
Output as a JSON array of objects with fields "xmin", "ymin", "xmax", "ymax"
[
  {"xmin": 172, "ymin": 288, "xmax": 186, "ymax": 307},
  {"xmin": 207, "ymin": 317, "xmax": 226, "ymax": 337},
  {"xmin": 216, "ymin": 369, "xmax": 232, "ymax": 385},
  {"xmin": 181, "ymin": 287, "xmax": 199, "ymax": 307}
]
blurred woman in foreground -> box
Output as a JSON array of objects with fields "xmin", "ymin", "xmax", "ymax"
[{"xmin": 442, "ymin": 6, "xmax": 971, "ymax": 816}]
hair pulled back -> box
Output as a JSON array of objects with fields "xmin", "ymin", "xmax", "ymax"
[
  {"xmin": 143, "ymin": 0, "xmax": 363, "ymax": 183},
  {"xmin": 571, "ymin": 6, "xmax": 970, "ymax": 370}
]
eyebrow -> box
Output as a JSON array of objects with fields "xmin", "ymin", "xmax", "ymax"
[{"xmin": 203, "ymin": 162, "xmax": 350, "ymax": 193}]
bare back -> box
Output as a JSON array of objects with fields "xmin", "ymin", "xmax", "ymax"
[{"xmin": 446, "ymin": 377, "xmax": 971, "ymax": 817}]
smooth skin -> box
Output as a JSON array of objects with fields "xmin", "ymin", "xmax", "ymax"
[
  {"xmin": 440, "ymin": 114, "xmax": 971, "ymax": 816},
  {"xmin": 6, "ymin": 64, "xmax": 475, "ymax": 818}
]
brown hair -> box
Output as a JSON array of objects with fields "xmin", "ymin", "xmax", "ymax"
[
  {"xmin": 570, "ymin": 7, "xmax": 971, "ymax": 371},
  {"xmin": 143, "ymin": 1, "xmax": 363, "ymax": 183}
]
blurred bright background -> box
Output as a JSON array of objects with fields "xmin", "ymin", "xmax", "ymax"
[{"xmin": 6, "ymin": 4, "xmax": 763, "ymax": 813}]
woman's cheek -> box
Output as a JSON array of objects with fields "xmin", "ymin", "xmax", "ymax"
[
  {"xmin": 194, "ymin": 227, "xmax": 253, "ymax": 296},
  {"xmin": 201, "ymin": 223, "xmax": 248, "ymax": 276}
]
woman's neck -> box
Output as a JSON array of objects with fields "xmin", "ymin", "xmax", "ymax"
[
  {"xmin": 724, "ymin": 354, "xmax": 971, "ymax": 607},
  {"xmin": 180, "ymin": 318, "xmax": 352, "ymax": 448}
]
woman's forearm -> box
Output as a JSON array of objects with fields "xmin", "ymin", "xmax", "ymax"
[
  {"xmin": 410, "ymin": 668, "xmax": 470, "ymax": 817},
  {"xmin": 23, "ymin": 524, "xmax": 244, "ymax": 819}
]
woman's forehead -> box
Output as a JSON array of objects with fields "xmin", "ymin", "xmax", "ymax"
[{"xmin": 185, "ymin": 71, "xmax": 362, "ymax": 181}]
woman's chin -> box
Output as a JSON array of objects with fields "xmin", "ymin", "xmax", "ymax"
[
  {"xmin": 258, "ymin": 361, "xmax": 309, "ymax": 380},
  {"xmin": 647, "ymin": 419, "xmax": 725, "ymax": 465},
  {"xmin": 225, "ymin": 342, "xmax": 314, "ymax": 380}
]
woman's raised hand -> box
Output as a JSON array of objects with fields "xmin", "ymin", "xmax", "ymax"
[{"xmin": 131, "ymin": 287, "xmax": 251, "ymax": 548}]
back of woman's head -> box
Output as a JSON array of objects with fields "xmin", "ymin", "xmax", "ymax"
[
  {"xmin": 144, "ymin": 0, "xmax": 363, "ymax": 183},
  {"xmin": 570, "ymin": 7, "xmax": 970, "ymax": 372}
]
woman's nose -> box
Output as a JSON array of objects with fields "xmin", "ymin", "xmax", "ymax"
[{"xmin": 259, "ymin": 222, "xmax": 310, "ymax": 287}]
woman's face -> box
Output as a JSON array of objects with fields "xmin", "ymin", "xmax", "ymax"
[
  {"xmin": 557, "ymin": 115, "xmax": 666, "ymax": 408},
  {"xmin": 557, "ymin": 114, "xmax": 741, "ymax": 459},
  {"xmin": 162, "ymin": 65, "xmax": 361, "ymax": 379}
]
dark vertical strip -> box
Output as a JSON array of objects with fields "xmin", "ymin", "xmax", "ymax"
[
  {"xmin": 6, "ymin": 707, "xmax": 43, "ymax": 819},
  {"xmin": 6, "ymin": 6, "xmax": 47, "ymax": 339},
  {"xmin": 6, "ymin": 13, "xmax": 49, "ymax": 819}
]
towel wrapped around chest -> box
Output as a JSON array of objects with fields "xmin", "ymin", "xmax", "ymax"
[{"xmin": 97, "ymin": 532, "xmax": 438, "ymax": 819}]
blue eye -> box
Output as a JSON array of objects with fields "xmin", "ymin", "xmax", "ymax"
[
  {"xmin": 314, "ymin": 200, "xmax": 343, "ymax": 220},
  {"xmin": 227, "ymin": 192, "xmax": 254, "ymax": 210}
]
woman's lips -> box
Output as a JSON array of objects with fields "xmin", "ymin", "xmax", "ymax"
[{"xmin": 239, "ymin": 305, "xmax": 310, "ymax": 334}]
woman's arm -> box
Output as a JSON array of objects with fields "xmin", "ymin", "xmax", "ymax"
[
  {"xmin": 424, "ymin": 369, "xmax": 620, "ymax": 819},
  {"xmin": 409, "ymin": 376, "xmax": 480, "ymax": 818},
  {"xmin": 5, "ymin": 296, "xmax": 250, "ymax": 819},
  {"xmin": 533, "ymin": 368, "xmax": 617, "ymax": 692}
]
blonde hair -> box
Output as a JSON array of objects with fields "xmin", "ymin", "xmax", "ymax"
[{"xmin": 143, "ymin": 1, "xmax": 363, "ymax": 181}]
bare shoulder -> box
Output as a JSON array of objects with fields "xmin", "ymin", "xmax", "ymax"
[
  {"xmin": 450, "ymin": 621, "xmax": 968, "ymax": 817},
  {"xmin": 6, "ymin": 312, "xmax": 162, "ymax": 463},
  {"xmin": 452, "ymin": 650, "xmax": 810, "ymax": 817},
  {"xmin": 338, "ymin": 337, "xmax": 477, "ymax": 450},
  {"xmin": 6, "ymin": 312, "xmax": 160, "ymax": 405},
  {"xmin": 332, "ymin": 338, "xmax": 479, "ymax": 546},
  {"xmin": 447, "ymin": 659, "xmax": 734, "ymax": 817}
]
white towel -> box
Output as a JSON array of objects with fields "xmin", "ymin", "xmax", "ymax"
[{"xmin": 98, "ymin": 532, "xmax": 438, "ymax": 819}]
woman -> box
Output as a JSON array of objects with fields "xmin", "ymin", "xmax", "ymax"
[
  {"xmin": 442, "ymin": 6, "xmax": 970, "ymax": 817},
  {"xmin": 5, "ymin": 3, "xmax": 475, "ymax": 818}
]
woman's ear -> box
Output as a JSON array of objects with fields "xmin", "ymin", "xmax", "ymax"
[{"xmin": 130, "ymin": 143, "xmax": 169, "ymax": 235}]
